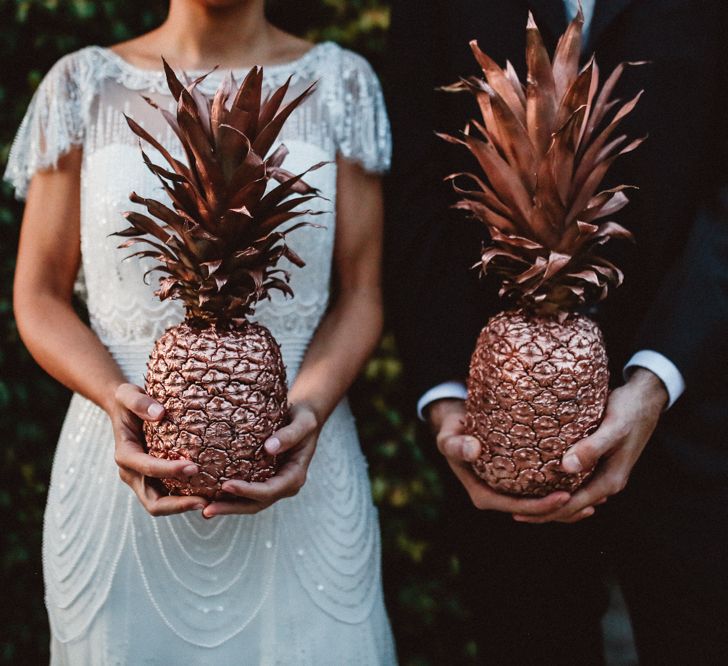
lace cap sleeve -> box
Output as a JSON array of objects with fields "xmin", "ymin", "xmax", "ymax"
[
  {"xmin": 4, "ymin": 51, "xmax": 91, "ymax": 199},
  {"xmin": 335, "ymin": 49, "xmax": 391, "ymax": 174}
]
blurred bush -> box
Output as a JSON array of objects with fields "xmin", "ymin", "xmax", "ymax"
[{"xmin": 0, "ymin": 1, "xmax": 471, "ymax": 663}]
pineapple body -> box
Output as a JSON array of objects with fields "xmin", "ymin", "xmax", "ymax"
[
  {"xmin": 466, "ymin": 309, "xmax": 609, "ymax": 497},
  {"xmin": 144, "ymin": 321, "xmax": 289, "ymax": 500}
]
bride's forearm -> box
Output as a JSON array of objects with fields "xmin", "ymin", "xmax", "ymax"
[
  {"xmin": 15, "ymin": 153, "xmax": 125, "ymax": 415},
  {"xmin": 14, "ymin": 292, "xmax": 126, "ymax": 414},
  {"xmin": 288, "ymin": 287, "xmax": 382, "ymax": 424},
  {"xmin": 285, "ymin": 158, "xmax": 384, "ymax": 428}
]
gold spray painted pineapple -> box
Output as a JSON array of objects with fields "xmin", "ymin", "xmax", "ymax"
[
  {"xmin": 440, "ymin": 10, "xmax": 644, "ymax": 496},
  {"xmin": 115, "ymin": 62, "xmax": 322, "ymax": 500}
]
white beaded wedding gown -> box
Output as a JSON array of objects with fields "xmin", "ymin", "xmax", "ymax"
[{"xmin": 5, "ymin": 41, "xmax": 396, "ymax": 665}]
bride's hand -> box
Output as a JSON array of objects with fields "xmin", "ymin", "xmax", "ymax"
[
  {"xmin": 202, "ymin": 403, "xmax": 320, "ymax": 518},
  {"xmin": 110, "ymin": 383, "xmax": 208, "ymax": 516}
]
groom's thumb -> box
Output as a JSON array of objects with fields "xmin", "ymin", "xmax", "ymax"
[
  {"xmin": 562, "ymin": 419, "xmax": 623, "ymax": 473},
  {"xmin": 438, "ymin": 434, "xmax": 481, "ymax": 462}
]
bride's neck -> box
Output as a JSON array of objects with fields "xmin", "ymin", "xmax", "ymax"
[{"xmin": 153, "ymin": 0, "xmax": 273, "ymax": 70}]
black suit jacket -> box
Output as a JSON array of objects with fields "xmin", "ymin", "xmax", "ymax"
[{"xmin": 384, "ymin": 0, "xmax": 728, "ymax": 478}]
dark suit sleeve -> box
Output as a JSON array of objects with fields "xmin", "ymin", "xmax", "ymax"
[
  {"xmin": 634, "ymin": 10, "xmax": 728, "ymax": 392},
  {"xmin": 383, "ymin": 0, "xmax": 497, "ymax": 406},
  {"xmin": 635, "ymin": 194, "xmax": 728, "ymax": 391}
]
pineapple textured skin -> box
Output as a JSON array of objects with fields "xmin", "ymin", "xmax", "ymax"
[
  {"xmin": 144, "ymin": 322, "xmax": 288, "ymax": 500},
  {"xmin": 466, "ymin": 309, "xmax": 609, "ymax": 496}
]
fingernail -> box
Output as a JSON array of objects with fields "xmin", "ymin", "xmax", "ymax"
[
  {"xmin": 183, "ymin": 464, "xmax": 198, "ymax": 476},
  {"xmin": 148, "ymin": 403, "xmax": 164, "ymax": 418},
  {"xmin": 557, "ymin": 494, "xmax": 570, "ymax": 505},
  {"xmin": 464, "ymin": 440, "xmax": 479, "ymax": 459},
  {"xmin": 563, "ymin": 454, "xmax": 582, "ymax": 473},
  {"xmin": 194, "ymin": 503, "xmax": 206, "ymax": 511},
  {"xmin": 265, "ymin": 437, "xmax": 281, "ymax": 454}
]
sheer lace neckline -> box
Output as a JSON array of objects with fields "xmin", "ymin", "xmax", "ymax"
[
  {"xmin": 4, "ymin": 38, "xmax": 391, "ymax": 200},
  {"xmin": 91, "ymin": 41, "xmax": 333, "ymax": 91}
]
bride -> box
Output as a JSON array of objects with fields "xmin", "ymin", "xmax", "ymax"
[{"xmin": 6, "ymin": 0, "xmax": 395, "ymax": 663}]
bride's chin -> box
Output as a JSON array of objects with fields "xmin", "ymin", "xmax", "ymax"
[{"xmin": 188, "ymin": 0, "xmax": 252, "ymax": 9}]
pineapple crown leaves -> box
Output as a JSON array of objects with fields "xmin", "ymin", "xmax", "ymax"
[
  {"xmin": 439, "ymin": 8, "xmax": 646, "ymax": 314},
  {"xmin": 113, "ymin": 59, "xmax": 327, "ymax": 326}
]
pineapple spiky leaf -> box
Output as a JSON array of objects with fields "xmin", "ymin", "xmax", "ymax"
[
  {"xmin": 442, "ymin": 11, "xmax": 645, "ymax": 314},
  {"xmin": 113, "ymin": 61, "xmax": 324, "ymax": 326}
]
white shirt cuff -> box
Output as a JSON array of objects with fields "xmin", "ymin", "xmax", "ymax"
[
  {"xmin": 417, "ymin": 381, "xmax": 468, "ymax": 421},
  {"xmin": 624, "ymin": 350, "xmax": 685, "ymax": 410}
]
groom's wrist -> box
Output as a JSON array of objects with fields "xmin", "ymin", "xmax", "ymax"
[
  {"xmin": 417, "ymin": 381, "xmax": 468, "ymax": 421},
  {"xmin": 624, "ymin": 350, "xmax": 685, "ymax": 409},
  {"xmin": 626, "ymin": 368, "xmax": 669, "ymax": 414}
]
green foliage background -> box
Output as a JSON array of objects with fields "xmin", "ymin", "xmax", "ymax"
[{"xmin": 0, "ymin": 1, "xmax": 475, "ymax": 664}]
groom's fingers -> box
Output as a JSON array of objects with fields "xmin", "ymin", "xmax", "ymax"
[
  {"xmin": 449, "ymin": 459, "xmax": 570, "ymax": 516},
  {"xmin": 438, "ymin": 434, "xmax": 481, "ymax": 462},
  {"xmin": 513, "ymin": 505, "xmax": 597, "ymax": 524},
  {"xmin": 492, "ymin": 490, "xmax": 571, "ymax": 516},
  {"xmin": 562, "ymin": 416, "xmax": 625, "ymax": 473},
  {"xmin": 438, "ymin": 411, "xmax": 569, "ymax": 517},
  {"xmin": 512, "ymin": 467, "xmax": 620, "ymax": 523},
  {"xmin": 436, "ymin": 412, "xmax": 480, "ymax": 462}
]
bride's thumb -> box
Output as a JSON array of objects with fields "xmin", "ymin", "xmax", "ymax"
[
  {"xmin": 264, "ymin": 407, "xmax": 318, "ymax": 455},
  {"xmin": 115, "ymin": 383, "xmax": 165, "ymax": 421}
]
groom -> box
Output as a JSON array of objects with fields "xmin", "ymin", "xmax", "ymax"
[{"xmin": 385, "ymin": 1, "xmax": 728, "ymax": 664}]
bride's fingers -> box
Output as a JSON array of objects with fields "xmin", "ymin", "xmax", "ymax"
[
  {"xmin": 220, "ymin": 439, "xmax": 314, "ymax": 503},
  {"xmin": 144, "ymin": 494, "xmax": 208, "ymax": 517},
  {"xmin": 221, "ymin": 466, "xmax": 306, "ymax": 502},
  {"xmin": 115, "ymin": 438, "xmax": 198, "ymax": 481},
  {"xmin": 133, "ymin": 477, "xmax": 207, "ymax": 517},
  {"xmin": 203, "ymin": 499, "xmax": 263, "ymax": 518}
]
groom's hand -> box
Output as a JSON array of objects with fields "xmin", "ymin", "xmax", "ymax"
[
  {"xmin": 429, "ymin": 399, "xmax": 572, "ymax": 518},
  {"xmin": 512, "ymin": 368, "xmax": 668, "ymax": 524}
]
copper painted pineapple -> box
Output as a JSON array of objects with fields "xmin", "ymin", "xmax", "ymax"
[
  {"xmin": 115, "ymin": 62, "xmax": 321, "ymax": 499},
  {"xmin": 441, "ymin": 10, "xmax": 643, "ymax": 496}
]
